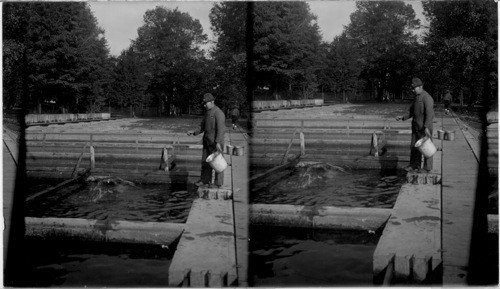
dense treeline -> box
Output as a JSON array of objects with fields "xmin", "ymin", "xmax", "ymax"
[{"xmin": 3, "ymin": 1, "xmax": 497, "ymax": 115}]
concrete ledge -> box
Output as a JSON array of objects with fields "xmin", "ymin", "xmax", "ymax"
[
  {"xmin": 168, "ymin": 199, "xmax": 237, "ymax": 286},
  {"xmin": 488, "ymin": 214, "xmax": 498, "ymax": 233},
  {"xmin": 406, "ymin": 172, "xmax": 442, "ymax": 185},
  {"xmin": 252, "ymin": 99, "xmax": 324, "ymax": 111},
  {"xmin": 250, "ymin": 204, "xmax": 391, "ymax": 230},
  {"xmin": 25, "ymin": 113, "xmax": 111, "ymax": 124},
  {"xmin": 197, "ymin": 186, "xmax": 233, "ymax": 200},
  {"xmin": 25, "ymin": 217, "xmax": 184, "ymax": 245},
  {"xmin": 373, "ymin": 184, "xmax": 441, "ymax": 283}
]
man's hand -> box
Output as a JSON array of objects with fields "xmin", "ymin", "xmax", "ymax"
[
  {"xmin": 216, "ymin": 143, "xmax": 223, "ymax": 152},
  {"xmin": 395, "ymin": 116, "xmax": 403, "ymax": 121},
  {"xmin": 187, "ymin": 130, "xmax": 194, "ymax": 136},
  {"xmin": 425, "ymin": 128, "xmax": 431, "ymax": 137}
]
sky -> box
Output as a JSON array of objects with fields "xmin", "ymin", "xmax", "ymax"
[{"xmin": 89, "ymin": 1, "xmax": 428, "ymax": 57}]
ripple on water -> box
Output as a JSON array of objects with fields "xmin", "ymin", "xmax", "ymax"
[
  {"xmin": 25, "ymin": 179, "xmax": 195, "ymax": 223},
  {"xmin": 251, "ymin": 166, "xmax": 405, "ymax": 208}
]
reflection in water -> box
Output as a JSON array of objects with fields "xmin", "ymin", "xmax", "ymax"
[
  {"xmin": 250, "ymin": 226, "xmax": 380, "ymax": 286},
  {"xmin": 21, "ymin": 239, "xmax": 174, "ymax": 287}
]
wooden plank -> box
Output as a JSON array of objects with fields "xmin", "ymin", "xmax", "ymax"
[
  {"xmin": 249, "ymin": 155, "xmax": 300, "ymax": 184},
  {"xmin": 26, "ymin": 171, "xmax": 89, "ymax": 202}
]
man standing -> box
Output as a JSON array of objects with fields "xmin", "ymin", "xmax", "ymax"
[
  {"xmin": 231, "ymin": 105, "xmax": 240, "ymax": 130},
  {"xmin": 187, "ymin": 93, "xmax": 226, "ymax": 187},
  {"xmin": 396, "ymin": 78, "xmax": 435, "ymax": 173},
  {"xmin": 443, "ymin": 89, "xmax": 452, "ymax": 114}
]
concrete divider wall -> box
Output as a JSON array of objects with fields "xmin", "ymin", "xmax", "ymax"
[
  {"xmin": 250, "ymin": 204, "xmax": 391, "ymax": 230},
  {"xmin": 253, "ymin": 118, "xmax": 409, "ymax": 130},
  {"xmin": 487, "ymin": 123, "xmax": 498, "ymax": 174},
  {"xmin": 25, "ymin": 131, "xmax": 204, "ymax": 182},
  {"xmin": 252, "ymin": 99, "xmax": 324, "ymax": 110},
  {"xmin": 251, "ymin": 118, "xmax": 413, "ymax": 168},
  {"xmin": 26, "ymin": 217, "xmax": 184, "ymax": 245},
  {"xmin": 25, "ymin": 113, "xmax": 111, "ymax": 124}
]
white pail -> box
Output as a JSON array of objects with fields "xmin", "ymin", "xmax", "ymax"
[
  {"xmin": 206, "ymin": 152, "xmax": 227, "ymax": 173},
  {"xmin": 415, "ymin": 136, "xmax": 437, "ymax": 158}
]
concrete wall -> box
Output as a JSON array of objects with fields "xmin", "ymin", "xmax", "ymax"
[
  {"xmin": 26, "ymin": 217, "xmax": 184, "ymax": 245},
  {"xmin": 25, "ymin": 113, "xmax": 111, "ymax": 124},
  {"xmin": 25, "ymin": 131, "xmax": 203, "ymax": 182},
  {"xmin": 250, "ymin": 118, "xmax": 413, "ymax": 168},
  {"xmin": 251, "ymin": 99, "xmax": 324, "ymax": 110}
]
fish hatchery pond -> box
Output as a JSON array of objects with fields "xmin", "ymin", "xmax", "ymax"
[
  {"xmin": 19, "ymin": 238, "xmax": 175, "ymax": 287},
  {"xmin": 251, "ymin": 163, "xmax": 406, "ymax": 208},
  {"xmin": 249, "ymin": 226, "xmax": 380, "ymax": 286},
  {"xmin": 26, "ymin": 177, "xmax": 197, "ymax": 222}
]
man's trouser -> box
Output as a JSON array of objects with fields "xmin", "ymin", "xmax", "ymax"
[
  {"xmin": 201, "ymin": 142, "xmax": 224, "ymax": 186},
  {"xmin": 410, "ymin": 127, "xmax": 433, "ymax": 171}
]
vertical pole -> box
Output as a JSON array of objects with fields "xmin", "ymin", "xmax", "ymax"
[
  {"xmin": 163, "ymin": 147, "xmax": 169, "ymax": 171},
  {"xmin": 299, "ymin": 132, "xmax": 305, "ymax": 156},
  {"xmin": 373, "ymin": 132, "xmax": 379, "ymax": 157},
  {"xmin": 90, "ymin": 145, "xmax": 95, "ymax": 170}
]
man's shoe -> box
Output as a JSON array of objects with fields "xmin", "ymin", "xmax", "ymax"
[
  {"xmin": 194, "ymin": 180, "xmax": 205, "ymax": 187},
  {"xmin": 404, "ymin": 166, "xmax": 414, "ymax": 172}
]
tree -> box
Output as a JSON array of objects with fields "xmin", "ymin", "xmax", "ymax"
[
  {"xmin": 345, "ymin": 1, "xmax": 421, "ymax": 99},
  {"xmin": 209, "ymin": 2, "xmax": 247, "ymax": 112},
  {"xmin": 112, "ymin": 47, "xmax": 149, "ymax": 116},
  {"xmin": 3, "ymin": 2, "xmax": 113, "ymax": 113},
  {"xmin": 3, "ymin": 3, "xmax": 30, "ymax": 109},
  {"xmin": 252, "ymin": 2, "xmax": 323, "ymax": 98},
  {"xmin": 322, "ymin": 32, "xmax": 365, "ymax": 103},
  {"xmin": 422, "ymin": 0, "xmax": 497, "ymax": 107},
  {"xmin": 133, "ymin": 7, "xmax": 208, "ymax": 116}
]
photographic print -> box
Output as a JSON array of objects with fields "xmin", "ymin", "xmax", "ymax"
[{"xmin": 3, "ymin": 1, "xmax": 498, "ymax": 287}]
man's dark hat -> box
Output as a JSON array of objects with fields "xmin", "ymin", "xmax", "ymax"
[
  {"xmin": 411, "ymin": 78, "xmax": 424, "ymax": 88},
  {"xmin": 202, "ymin": 93, "xmax": 214, "ymax": 103}
]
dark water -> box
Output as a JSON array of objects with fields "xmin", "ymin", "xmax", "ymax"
[
  {"xmin": 17, "ymin": 238, "xmax": 174, "ymax": 287},
  {"xmin": 251, "ymin": 165, "xmax": 405, "ymax": 208},
  {"xmin": 25, "ymin": 177, "xmax": 196, "ymax": 223},
  {"xmin": 249, "ymin": 226, "xmax": 380, "ymax": 286}
]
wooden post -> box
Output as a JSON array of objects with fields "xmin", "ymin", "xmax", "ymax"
[
  {"xmin": 163, "ymin": 148, "xmax": 169, "ymax": 172},
  {"xmin": 281, "ymin": 130, "xmax": 297, "ymax": 164},
  {"xmin": 299, "ymin": 132, "xmax": 305, "ymax": 156},
  {"xmin": 72, "ymin": 143, "xmax": 88, "ymax": 178},
  {"xmin": 90, "ymin": 146, "xmax": 95, "ymax": 170},
  {"xmin": 373, "ymin": 132, "xmax": 379, "ymax": 157}
]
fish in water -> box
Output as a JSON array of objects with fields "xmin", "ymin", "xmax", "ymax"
[
  {"xmin": 86, "ymin": 176, "xmax": 136, "ymax": 202},
  {"xmin": 296, "ymin": 162, "xmax": 348, "ymax": 188}
]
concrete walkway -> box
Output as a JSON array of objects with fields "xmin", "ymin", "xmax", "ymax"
[
  {"xmin": 228, "ymin": 127, "xmax": 250, "ymax": 286},
  {"xmin": 441, "ymin": 114, "xmax": 479, "ymax": 284},
  {"xmin": 3, "ymin": 143, "xmax": 17, "ymax": 267},
  {"xmin": 3, "ymin": 128, "xmax": 21, "ymax": 268}
]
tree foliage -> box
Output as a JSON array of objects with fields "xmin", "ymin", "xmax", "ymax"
[
  {"xmin": 3, "ymin": 2, "xmax": 112, "ymax": 112},
  {"xmin": 422, "ymin": 0, "xmax": 497, "ymax": 106},
  {"xmin": 320, "ymin": 33, "xmax": 365, "ymax": 102},
  {"xmin": 132, "ymin": 7, "xmax": 208, "ymax": 116},
  {"xmin": 209, "ymin": 2, "xmax": 247, "ymax": 112},
  {"xmin": 252, "ymin": 2, "xmax": 323, "ymax": 98},
  {"xmin": 345, "ymin": 1, "xmax": 421, "ymax": 99}
]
